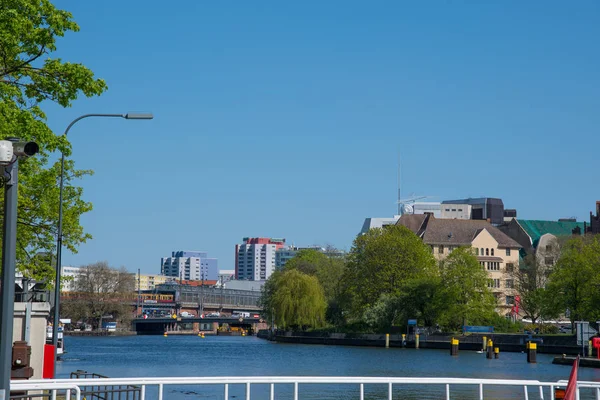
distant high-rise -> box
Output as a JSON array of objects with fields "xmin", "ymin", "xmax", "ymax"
[
  {"xmin": 235, "ymin": 237, "xmax": 285, "ymax": 280},
  {"xmin": 161, "ymin": 250, "xmax": 218, "ymax": 281}
]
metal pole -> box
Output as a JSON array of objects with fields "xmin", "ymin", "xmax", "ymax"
[
  {"xmin": 137, "ymin": 269, "xmax": 141, "ymax": 318},
  {"xmin": 52, "ymin": 113, "xmax": 152, "ymax": 369},
  {"xmin": 0, "ymin": 159, "xmax": 19, "ymax": 398}
]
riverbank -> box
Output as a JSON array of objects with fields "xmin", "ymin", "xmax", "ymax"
[
  {"xmin": 260, "ymin": 331, "xmax": 582, "ymax": 355},
  {"xmin": 65, "ymin": 330, "xmax": 137, "ymax": 337}
]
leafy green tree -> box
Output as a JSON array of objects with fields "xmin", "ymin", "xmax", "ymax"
[
  {"xmin": 283, "ymin": 248, "xmax": 347, "ymax": 325},
  {"xmin": 547, "ymin": 236, "xmax": 600, "ymax": 326},
  {"xmin": 438, "ymin": 247, "xmax": 496, "ymax": 329},
  {"xmin": 397, "ymin": 275, "xmax": 447, "ymax": 328},
  {"xmin": 261, "ymin": 268, "xmax": 326, "ymax": 330},
  {"xmin": 513, "ymin": 254, "xmax": 559, "ymax": 324},
  {"xmin": 0, "ymin": 0, "xmax": 107, "ymax": 280},
  {"xmin": 343, "ymin": 225, "xmax": 437, "ymax": 317}
]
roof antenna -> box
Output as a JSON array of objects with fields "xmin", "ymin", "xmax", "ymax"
[{"xmin": 397, "ymin": 151, "xmax": 401, "ymax": 215}]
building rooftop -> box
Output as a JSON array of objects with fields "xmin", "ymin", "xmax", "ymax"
[
  {"xmin": 515, "ymin": 219, "xmax": 585, "ymax": 248},
  {"xmin": 397, "ymin": 214, "xmax": 521, "ymax": 248}
]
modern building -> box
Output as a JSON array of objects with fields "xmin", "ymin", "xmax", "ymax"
[
  {"xmin": 60, "ymin": 266, "xmax": 81, "ymax": 292},
  {"xmin": 441, "ymin": 198, "xmax": 505, "ymax": 225},
  {"xmin": 160, "ymin": 251, "xmax": 218, "ymax": 281},
  {"xmin": 235, "ymin": 237, "xmax": 286, "ymax": 280},
  {"xmin": 223, "ymin": 279, "xmax": 265, "ymax": 292},
  {"xmin": 590, "ymin": 201, "xmax": 600, "ymax": 235},
  {"xmin": 218, "ymin": 269, "xmax": 235, "ymax": 284},
  {"xmin": 359, "ymin": 216, "xmax": 401, "ymax": 235},
  {"xmin": 135, "ymin": 274, "xmax": 173, "ymax": 291},
  {"xmin": 397, "ymin": 213, "xmax": 521, "ymax": 315}
]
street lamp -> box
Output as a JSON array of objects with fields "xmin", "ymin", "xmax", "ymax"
[{"xmin": 52, "ymin": 113, "xmax": 153, "ymax": 366}]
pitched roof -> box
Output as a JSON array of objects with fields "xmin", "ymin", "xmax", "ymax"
[
  {"xmin": 396, "ymin": 214, "xmax": 429, "ymax": 235},
  {"xmin": 516, "ymin": 219, "xmax": 584, "ymax": 248},
  {"xmin": 397, "ymin": 215, "xmax": 521, "ymax": 248}
]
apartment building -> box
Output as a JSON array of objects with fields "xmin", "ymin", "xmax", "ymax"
[
  {"xmin": 160, "ymin": 251, "xmax": 218, "ymax": 281},
  {"xmin": 235, "ymin": 237, "xmax": 285, "ymax": 280},
  {"xmin": 397, "ymin": 214, "xmax": 521, "ymax": 315}
]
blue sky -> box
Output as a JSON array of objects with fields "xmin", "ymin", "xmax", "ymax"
[{"xmin": 47, "ymin": 1, "xmax": 599, "ymax": 274}]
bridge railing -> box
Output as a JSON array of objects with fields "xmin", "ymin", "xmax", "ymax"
[{"xmin": 11, "ymin": 376, "xmax": 599, "ymax": 400}]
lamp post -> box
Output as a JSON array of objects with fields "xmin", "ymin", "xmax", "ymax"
[{"xmin": 52, "ymin": 113, "xmax": 153, "ymax": 367}]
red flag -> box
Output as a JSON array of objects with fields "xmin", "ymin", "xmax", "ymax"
[{"xmin": 564, "ymin": 355, "xmax": 580, "ymax": 400}]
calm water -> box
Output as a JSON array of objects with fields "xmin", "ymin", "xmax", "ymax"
[{"xmin": 57, "ymin": 335, "xmax": 600, "ymax": 399}]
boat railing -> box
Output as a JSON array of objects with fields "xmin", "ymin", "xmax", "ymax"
[{"xmin": 10, "ymin": 376, "xmax": 600, "ymax": 400}]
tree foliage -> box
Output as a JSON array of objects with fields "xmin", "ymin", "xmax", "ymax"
[
  {"xmin": 438, "ymin": 247, "xmax": 496, "ymax": 329},
  {"xmin": 0, "ymin": 0, "xmax": 107, "ymax": 281},
  {"xmin": 513, "ymin": 254, "xmax": 559, "ymax": 324},
  {"xmin": 261, "ymin": 268, "xmax": 326, "ymax": 330},
  {"xmin": 547, "ymin": 236, "xmax": 600, "ymax": 325},
  {"xmin": 61, "ymin": 261, "xmax": 135, "ymax": 329},
  {"xmin": 344, "ymin": 225, "xmax": 437, "ymax": 316}
]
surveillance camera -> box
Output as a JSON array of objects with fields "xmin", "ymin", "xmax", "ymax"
[
  {"xmin": 12, "ymin": 142, "xmax": 39, "ymax": 158},
  {"xmin": 0, "ymin": 140, "xmax": 14, "ymax": 165}
]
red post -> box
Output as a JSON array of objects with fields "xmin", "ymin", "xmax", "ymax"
[{"xmin": 42, "ymin": 344, "xmax": 55, "ymax": 379}]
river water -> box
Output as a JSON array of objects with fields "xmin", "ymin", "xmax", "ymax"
[{"xmin": 57, "ymin": 335, "xmax": 600, "ymax": 399}]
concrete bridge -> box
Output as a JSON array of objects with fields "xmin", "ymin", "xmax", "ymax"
[{"xmin": 132, "ymin": 316, "xmax": 267, "ymax": 335}]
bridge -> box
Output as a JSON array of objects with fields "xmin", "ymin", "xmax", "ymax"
[{"xmin": 132, "ymin": 316, "xmax": 267, "ymax": 335}]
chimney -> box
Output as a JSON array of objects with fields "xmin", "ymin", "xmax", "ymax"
[{"xmin": 596, "ymin": 201, "xmax": 600, "ymax": 215}]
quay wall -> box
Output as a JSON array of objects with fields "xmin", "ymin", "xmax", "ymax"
[{"xmin": 261, "ymin": 331, "xmax": 582, "ymax": 355}]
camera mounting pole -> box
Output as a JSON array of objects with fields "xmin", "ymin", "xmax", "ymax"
[
  {"xmin": 0, "ymin": 156, "xmax": 19, "ymax": 399},
  {"xmin": 0, "ymin": 137, "xmax": 39, "ymax": 399}
]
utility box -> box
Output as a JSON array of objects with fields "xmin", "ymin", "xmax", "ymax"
[{"xmin": 11, "ymin": 341, "xmax": 33, "ymax": 379}]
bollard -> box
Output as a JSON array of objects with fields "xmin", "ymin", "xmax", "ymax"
[
  {"xmin": 450, "ymin": 338, "xmax": 459, "ymax": 356},
  {"xmin": 483, "ymin": 336, "xmax": 487, "ymax": 351},
  {"xmin": 386, "ymin": 333, "xmax": 390, "ymax": 348},
  {"xmin": 494, "ymin": 347, "xmax": 499, "ymax": 359},
  {"xmin": 486, "ymin": 339, "xmax": 493, "ymax": 359},
  {"xmin": 402, "ymin": 334, "xmax": 406, "ymax": 347},
  {"xmin": 527, "ymin": 342, "xmax": 537, "ymax": 363},
  {"xmin": 415, "ymin": 334, "xmax": 420, "ymax": 349}
]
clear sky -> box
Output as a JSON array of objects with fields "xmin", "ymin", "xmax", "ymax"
[{"xmin": 47, "ymin": 1, "xmax": 599, "ymax": 274}]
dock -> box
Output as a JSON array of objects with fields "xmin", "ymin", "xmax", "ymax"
[{"xmin": 552, "ymin": 356, "xmax": 600, "ymax": 368}]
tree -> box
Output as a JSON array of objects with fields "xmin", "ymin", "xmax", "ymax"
[
  {"xmin": 64, "ymin": 261, "xmax": 135, "ymax": 329},
  {"xmin": 260, "ymin": 269, "xmax": 326, "ymax": 330},
  {"xmin": 547, "ymin": 236, "xmax": 600, "ymax": 326},
  {"xmin": 438, "ymin": 247, "xmax": 496, "ymax": 330},
  {"xmin": 343, "ymin": 225, "xmax": 437, "ymax": 317},
  {"xmin": 513, "ymin": 254, "xmax": 559, "ymax": 324},
  {"xmin": 1, "ymin": 1, "xmax": 107, "ymax": 281},
  {"xmin": 283, "ymin": 248, "xmax": 347, "ymax": 325}
]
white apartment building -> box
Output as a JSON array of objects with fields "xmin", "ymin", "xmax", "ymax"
[
  {"xmin": 160, "ymin": 251, "xmax": 218, "ymax": 281},
  {"xmin": 60, "ymin": 266, "xmax": 81, "ymax": 292},
  {"xmin": 235, "ymin": 237, "xmax": 285, "ymax": 280}
]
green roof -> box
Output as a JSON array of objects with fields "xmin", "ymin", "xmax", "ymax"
[{"xmin": 517, "ymin": 219, "xmax": 585, "ymax": 247}]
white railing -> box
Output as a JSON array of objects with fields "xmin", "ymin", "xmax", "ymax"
[{"xmin": 11, "ymin": 376, "xmax": 600, "ymax": 400}]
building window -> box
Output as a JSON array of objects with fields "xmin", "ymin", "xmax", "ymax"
[
  {"xmin": 452, "ymin": 209, "xmax": 457, "ymax": 212},
  {"xmin": 480, "ymin": 248, "xmax": 484, "ymax": 256},
  {"xmin": 546, "ymin": 245, "xmax": 553, "ymax": 252},
  {"xmin": 491, "ymin": 248, "xmax": 494, "ymax": 256},
  {"xmin": 506, "ymin": 248, "xmax": 511, "ymax": 256},
  {"xmin": 487, "ymin": 279, "xmax": 500, "ymax": 288},
  {"xmin": 505, "ymin": 279, "xmax": 514, "ymax": 289},
  {"xmin": 439, "ymin": 245, "xmax": 444, "ymax": 254},
  {"xmin": 506, "ymin": 263, "xmax": 514, "ymax": 273},
  {"xmin": 486, "ymin": 248, "xmax": 489, "ymax": 256},
  {"xmin": 506, "ymin": 296, "xmax": 515, "ymax": 305},
  {"xmin": 545, "ymin": 257, "xmax": 554, "ymax": 266},
  {"xmin": 445, "ymin": 209, "xmax": 450, "ymax": 212}
]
